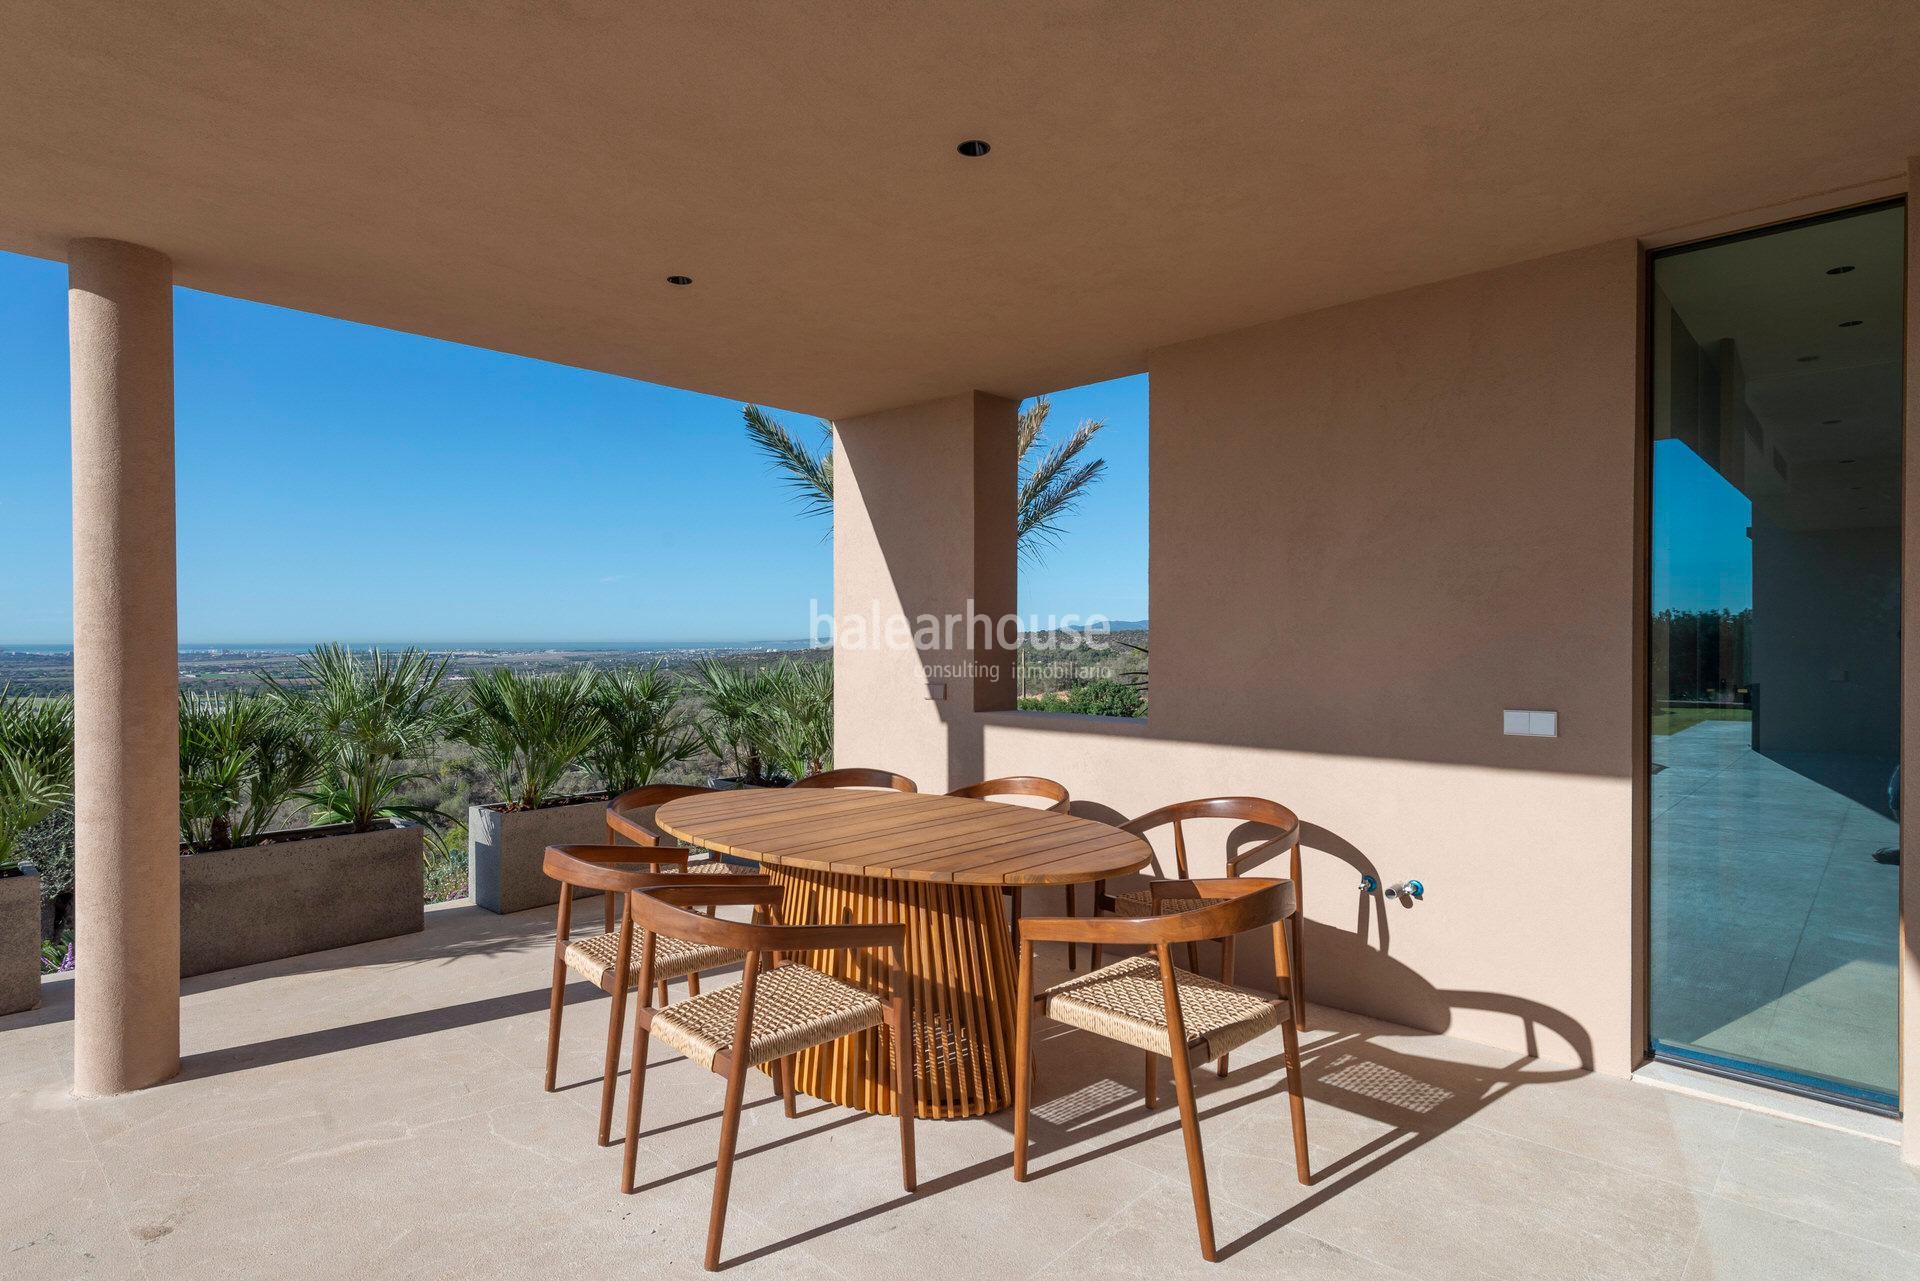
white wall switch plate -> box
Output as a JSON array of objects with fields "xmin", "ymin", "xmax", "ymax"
[{"xmin": 1504, "ymin": 709, "xmax": 1558, "ymax": 737}]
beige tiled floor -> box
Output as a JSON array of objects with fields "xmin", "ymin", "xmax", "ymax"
[{"xmin": 3, "ymin": 902, "xmax": 1915, "ymax": 1280}]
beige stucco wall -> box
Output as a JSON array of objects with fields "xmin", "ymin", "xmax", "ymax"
[{"xmin": 836, "ymin": 241, "xmax": 1644, "ymax": 1073}]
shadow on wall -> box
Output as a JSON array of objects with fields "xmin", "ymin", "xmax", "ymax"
[{"xmin": 1056, "ymin": 804, "xmax": 1595, "ymax": 1070}]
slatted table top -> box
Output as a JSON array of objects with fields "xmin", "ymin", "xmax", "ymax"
[{"xmin": 655, "ymin": 787, "xmax": 1149, "ymax": 886}]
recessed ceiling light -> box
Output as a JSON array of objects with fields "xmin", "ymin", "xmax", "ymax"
[
  {"xmin": 1839, "ymin": 457, "xmax": 1856, "ymax": 463},
  {"xmin": 1823, "ymin": 418, "xmax": 1842, "ymax": 425},
  {"xmin": 956, "ymin": 139, "xmax": 991, "ymax": 157},
  {"xmin": 1796, "ymin": 355, "xmax": 1819, "ymax": 363},
  {"xmin": 1838, "ymin": 319, "xmax": 1863, "ymax": 327},
  {"xmin": 666, "ymin": 275, "xmax": 693, "ymax": 286},
  {"xmin": 1826, "ymin": 265, "xmax": 1855, "ymax": 275}
]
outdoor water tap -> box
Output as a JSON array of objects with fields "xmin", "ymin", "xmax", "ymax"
[
  {"xmin": 1358, "ymin": 874, "xmax": 1380, "ymax": 895},
  {"xmin": 1384, "ymin": 879, "xmax": 1425, "ymax": 901}
]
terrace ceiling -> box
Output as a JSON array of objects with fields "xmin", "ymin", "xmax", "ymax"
[{"xmin": 2, "ymin": 2, "xmax": 1917, "ymax": 419}]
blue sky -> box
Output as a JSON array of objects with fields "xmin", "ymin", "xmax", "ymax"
[
  {"xmin": 1652, "ymin": 438, "xmax": 1753, "ymax": 614},
  {"xmin": 0, "ymin": 249, "xmax": 1148, "ymax": 644}
]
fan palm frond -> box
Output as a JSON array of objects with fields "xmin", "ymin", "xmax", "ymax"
[
  {"xmin": 1017, "ymin": 414, "xmax": 1108, "ymax": 558},
  {"xmin": 744, "ymin": 404, "xmax": 834, "ymax": 519}
]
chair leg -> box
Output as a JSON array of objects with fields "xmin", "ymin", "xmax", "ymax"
[
  {"xmin": 891, "ymin": 1007, "xmax": 917, "ymax": 1190},
  {"xmin": 1292, "ymin": 846, "xmax": 1308, "ymax": 1031},
  {"xmin": 1185, "ymin": 940, "xmax": 1201, "ymax": 973},
  {"xmin": 1012, "ymin": 944, "xmax": 1034, "ymax": 1182},
  {"xmin": 1216, "ymin": 935, "xmax": 1236, "ymax": 1078},
  {"xmin": 1169, "ymin": 1046, "xmax": 1218, "ymax": 1262},
  {"xmin": 544, "ymin": 954, "xmax": 566, "ymax": 1092},
  {"xmin": 1281, "ymin": 1008, "xmax": 1312, "ymax": 1186},
  {"xmin": 1091, "ymin": 880, "xmax": 1104, "ymax": 970},
  {"xmin": 1007, "ymin": 887, "xmax": 1021, "ymax": 954},
  {"xmin": 704, "ymin": 1051, "xmax": 754, "ymax": 1271},
  {"xmin": 687, "ymin": 969, "xmax": 701, "ymax": 998},
  {"xmin": 597, "ymin": 971, "xmax": 629, "ymax": 1146},
  {"xmin": 656, "ymin": 980, "xmax": 669, "ymax": 1008},
  {"xmin": 1143, "ymin": 1050, "xmax": 1159, "ymax": 1110},
  {"xmin": 1063, "ymin": 883, "xmax": 1077, "ymax": 971},
  {"xmin": 778, "ymin": 1054, "xmax": 797, "ymax": 1118},
  {"xmin": 619, "ymin": 1013, "xmax": 652, "ymax": 1193}
]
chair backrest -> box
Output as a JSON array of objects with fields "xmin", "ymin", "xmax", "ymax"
[
  {"xmin": 607, "ymin": 783, "xmax": 715, "ymax": 845},
  {"xmin": 791, "ymin": 767, "xmax": 918, "ymax": 793},
  {"xmin": 624, "ymin": 882, "xmax": 906, "ymax": 967},
  {"xmin": 948, "ymin": 775, "xmax": 1069, "ymax": 812},
  {"xmin": 543, "ymin": 842, "xmax": 708, "ymax": 937},
  {"xmin": 1120, "ymin": 796, "xmax": 1300, "ymax": 879},
  {"xmin": 1022, "ymin": 876, "xmax": 1297, "ymax": 948}
]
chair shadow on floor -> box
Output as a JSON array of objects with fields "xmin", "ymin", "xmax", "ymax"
[{"xmin": 629, "ymin": 975, "xmax": 1592, "ymax": 1269}]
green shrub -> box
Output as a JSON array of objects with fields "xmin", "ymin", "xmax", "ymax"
[
  {"xmin": 457, "ymin": 667, "xmax": 600, "ymax": 809},
  {"xmin": 178, "ymin": 690, "xmax": 317, "ymax": 849},
  {"xmin": 268, "ymin": 644, "xmax": 457, "ymax": 832},
  {"xmin": 1016, "ymin": 677, "xmax": 1144, "ymax": 718},
  {"xmin": 586, "ymin": 663, "xmax": 698, "ymax": 794},
  {"xmin": 689, "ymin": 660, "xmax": 787, "ymax": 785},
  {"xmin": 764, "ymin": 660, "xmax": 833, "ymax": 782},
  {"xmin": 0, "ymin": 687, "xmax": 74, "ymax": 870}
]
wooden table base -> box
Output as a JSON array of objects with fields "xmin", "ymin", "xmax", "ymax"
[{"xmin": 768, "ymin": 865, "xmax": 1018, "ymax": 1119}]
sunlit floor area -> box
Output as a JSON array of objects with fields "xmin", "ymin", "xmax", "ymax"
[
  {"xmin": 1651, "ymin": 718, "xmax": 1900, "ymax": 1099},
  {"xmin": 4, "ymin": 901, "xmax": 1916, "ymax": 1281}
]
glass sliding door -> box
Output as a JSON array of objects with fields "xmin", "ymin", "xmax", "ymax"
[{"xmin": 1648, "ymin": 202, "xmax": 1904, "ymax": 1110}]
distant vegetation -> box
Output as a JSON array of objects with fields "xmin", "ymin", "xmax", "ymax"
[{"xmin": 3, "ymin": 643, "xmax": 834, "ymax": 969}]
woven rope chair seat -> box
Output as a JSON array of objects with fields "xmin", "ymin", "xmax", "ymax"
[
  {"xmin": 564, "ymin": 930, "xmax": 743, "ymax": 989},
  {"xmin": 1111, "ymin": 888, "xmax": 1211, "ymax": 917},
  {"xmin": 682, "ymin": 858, "xmax": 760, "ymax": 876},
  {"xmin": 1040, "ymin": 954, "xmax": 1285, "ymax": 1061},
  {"xmin": 652, "ymin": 964, "xmax": 885, "ymax": 1070}
]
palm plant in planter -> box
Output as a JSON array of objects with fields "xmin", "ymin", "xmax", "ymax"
[
  {"xmin": 0, "ymin": 688, "xmax": 72, "ymax": 1013},
  {"xmin": 584, "ymin": 662, "xmax": 699, "ymax": 794},
  {"xmin": 170, "ymin": 645, "xmax": 445, "ymax": 979},
  {"xmin": 458, "ymin": 666, "xmax": 609, "ymax": 914},
  {"xmin": 0, "ymin": 688, "xmax": 72, "ymax": 873},
  {"xmin": 689, "ymin": 659, "xmax": 789, "ymax": 788},
  {"xmin": 178, "ymin": 691, "xmax": 317, "ymax": 851},
  {"xmin": 765, "ymin": 660, "xmax": 833, "ymax": 783},
  {"xmin": 270, "ymin": 643, "xmax": 457, "ymax": 832}
]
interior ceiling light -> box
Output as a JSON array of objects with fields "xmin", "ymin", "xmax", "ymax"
[
  {"xmin": 1826, "ymin": 264, "xmax": 1855, "ymax": 275},
  {"xmin": 1796, "ymin": 355, "xmax": 1819, "ymax": 363},
  {"xmin": 1823, "ymin": 418, "xmax": 1843, "ymax": 425},
  {"xmin": 666, "ymin": 275, "xmax": 693, "ymax": 286},
  {"xmin": 956, "ymin": 139, "xmax": 991, "ymax": 157},
  {"xmin": 1839, "ymin": 319, "xmax": 1863, "ymax": 327}
]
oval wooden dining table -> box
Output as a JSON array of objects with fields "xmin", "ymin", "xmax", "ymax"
[{"xmin": 655, "ymin": 787, "xmax": 1149, "ymax": 1119}]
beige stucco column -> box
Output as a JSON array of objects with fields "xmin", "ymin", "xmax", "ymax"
[
  {"xmin": 833, "ymin": 392, "xmax": 1018, "ymax": 789},
  {"xmin": 68, "ymin": 238, "xmax": 180, "ymax": 1095}
]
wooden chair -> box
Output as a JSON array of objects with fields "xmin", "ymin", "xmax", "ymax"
[
  {"xmin": 790, "ymin": 766, "xmax": 918, "ymax": 792},
  {"xmin": 618, "ymin": 881, "xmax": 917, "ymax": 1272},
  {"xmin": 608, "ymin": 783, "xmax": 759, "ymax": 877},
  {"xmin": 1090, "ymin": 796, "xmax": 1306, "ymax": 1049},
  {"xmin": 1012, "ymin": 877, "xmax": 1311, "ymax": 1263},
  {"xmin": 947, "ymin": 776, "xmax": 1076, "ymax": 964},
  {"xmin": 541, "ymin": 844, "xmax": 770, "ymax": 1148}
]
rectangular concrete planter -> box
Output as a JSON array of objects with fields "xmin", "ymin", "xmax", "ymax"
[
  {"xmin": 0, "ymin": 866, "xmax": 41, "ymax": 1015},
  {"xmin": 180, "ymin": 821, "xmax": 424, "ymax": 978},
  {"xmin": 469, "ymin": 795, "xmax": 610, "ymax": 915}
]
